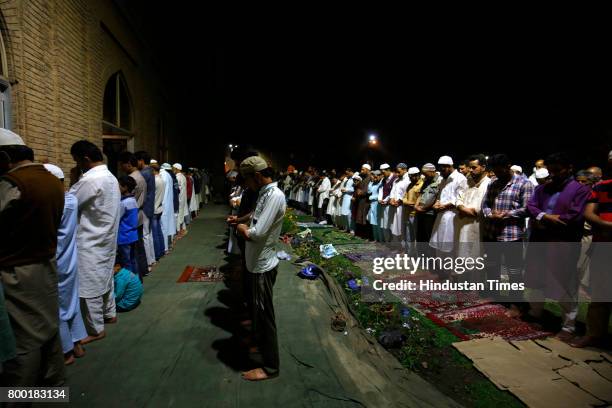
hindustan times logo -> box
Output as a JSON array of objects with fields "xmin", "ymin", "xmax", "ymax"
[{"xmin": 372, "ymin": 254, "xmax": 487, "ymax": 275}]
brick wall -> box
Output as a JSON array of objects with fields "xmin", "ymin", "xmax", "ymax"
[{"xmin": 0, "ymin": 0, "xmax": 179, "ymax": 178}]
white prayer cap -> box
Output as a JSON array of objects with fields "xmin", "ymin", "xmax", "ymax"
[
  {"xmin": 293, "ymin": 169, "xmax": 298, "ymax": 174},
  {"xmin": 379, "ymin": 163, "xmax": 390, "ymax": 170},
  {"xmin": 150, "ymin": 159, "xmax": 158, "ymax": 164},
  {"xmin": 361, "ymin": 163, "xmax": 371, "ymax": 171},
  {"xmin": 352, "ymin": 173, "xmax": 362, "ymax": 180},
  {"xmin": 172, "ymin": 163, "xmax": 182, "ymax": 171},
  {"xmin": 372, "ymin": 170, "xmax": 381, "ymax": 176},
  {"xmin": 422, "ymin": 163, "xmax": 436, "ymax": 171},
  {"xmin": 0, "ymin": 128, "xmax": 25, "ymax": 146},
  {"xmin": 408, "ymin": 167, "xmax": 420, "ymax": 175},
  {"xmin": 511, "ymin": 165, "xmax": 523, "ymax": 173},
  {"xmin": 43, "ymin": 163, "xmax": 64, "ymax": 180},
  {"xmin": 437, "ymin": 156, "xmax": 453, "ymax": 165},
  {"xmin": 161, "ymin": 163, "xmax": 172, "ymax": 170},
  {"xmin": 535, "ymin": 168, "xmax": 549, "ymax": 179}
]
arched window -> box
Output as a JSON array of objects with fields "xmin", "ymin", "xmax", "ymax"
[
  {"xmin": 0, "ymin": 28, "xmax": 11, "ymax": 129},
  {"xmin": 102, "ymin": 72, "xmax": 132, "ymax": 134}
]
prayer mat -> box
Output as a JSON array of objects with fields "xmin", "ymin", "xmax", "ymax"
[
  {"xmin": 296, "ymin": 222, "xmax": 334, "ymax": 229},
  {"xmin": 334, "ymin": 242, "xmax": 388, "ymax": 254},
  {"xmin": 177, "ymin": 265, "xmax": 223, "ymax": 283},
  {"xmin": 311, "ymin": 229, "xmax": 366, "ymax": 245},
  {"xmin": 429, "ymin": 303, "xmax": 550, "ymax": 341}
]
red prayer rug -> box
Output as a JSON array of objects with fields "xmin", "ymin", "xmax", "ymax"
[{"xmin": 177, "ymin": 265, "xmax": 223, "ymax": 283}]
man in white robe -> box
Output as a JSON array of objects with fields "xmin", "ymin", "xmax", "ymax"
[
  {"xmin": 429, "ymin": 156, "xmax": 468, "ymax": 276},
  {"xmin": 389, "ymin": 163, "xmax": 410, "ymax": 247},
  {"xmin": 69, "ymin": 141, "xmax": 121, "ymax": 344},
  {"xmin": 377, "ymin": 163, "xmax": 397, "ymax": 242},
  {"xmin": 340, "ymin": 170, "xmax": 356, "ymax": 233},
  {"xmin": 316, "ymin": 173, "xmax": 331, "ymax": 223},
  {"xmin": 160, "ymin": 163, "xmax": 177, "ymax": 252},
  {"xmin": 173, "ymin": 163, "xmax": 188, "ymax": 234},
  {"xmin": 44, "ymin": 164, "xmax": 87, "ymax": 365},
  {"xmin": 455, "ymin": 154, "xmax": 490, "ymax": 262}
]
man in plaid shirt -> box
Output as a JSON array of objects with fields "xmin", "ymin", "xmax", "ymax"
[{"xmin": 482, "ymin": 154, "xmax": 534, "ymax": 303}]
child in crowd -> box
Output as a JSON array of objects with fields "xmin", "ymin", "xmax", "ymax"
[
  {"xmin": 117, "ymin": 176, "xmax": 139, "ymax": 278},
  {"xmin": 113, "ymin": 264, "xmax": 143, "ymax": 312}
]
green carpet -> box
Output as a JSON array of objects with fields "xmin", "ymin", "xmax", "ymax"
[{"xmin": 50, "ymin": 205, "xmax": 456, "ymax": 408}]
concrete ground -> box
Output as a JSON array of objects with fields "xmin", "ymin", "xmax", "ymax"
[{"xmin": 49, "ymin": 204, "xmax": 457, "ymax": 408}]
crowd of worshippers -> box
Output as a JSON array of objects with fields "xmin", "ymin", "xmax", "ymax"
[
  {"xmin": 0, "ymin": 128, "xmax": 212, "ymax": 387},
  {"xmin": 277, "ymin": 151, "xmax": 612, "ymax": 348}
]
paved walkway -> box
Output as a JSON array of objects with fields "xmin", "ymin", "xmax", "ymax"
[{"xmin": 53, "ymin": 205, "xmax": 457, "ymax": 408}]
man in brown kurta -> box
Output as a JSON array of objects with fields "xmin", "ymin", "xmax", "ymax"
[{"xmin": 354, "ymin": 164, "xmax": 372, "ymax": 239}]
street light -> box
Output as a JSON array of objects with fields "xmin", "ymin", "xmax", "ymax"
[{"xmin": 368, "ymin": 134, "xmax": 378, "ymax": 146}]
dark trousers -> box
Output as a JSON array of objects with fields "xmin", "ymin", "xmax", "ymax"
[
  {"xmin": 587, "ymin": 303, "xmax": 611, "ymax": 339},
  {"xmin": 250, "ymin": 267, "xmax": 279, "ymax": 375},
  {"xmin": 483, "ymin": 239, "xmax": 524, "ymax": 300},
  {"xmin": 151, "ymin": 214, "xmax": 165, "ymax": 260},
  {"xmin": 135, "ymin": 225, "xmax": 148, "ymax": 278},
  {"xmin": 237, "ymin": 238, "xmax": 252, "ymax": 311},
  {"xmin": 116, "ymin": 243, "xmax": 137, "ymax": 276},
  {"xmin": 416, "ymin": 213, "xmax": 436, "ymax": 256}
]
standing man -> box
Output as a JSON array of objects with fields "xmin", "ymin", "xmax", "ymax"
[
  {"xmin": 377, "ymin": 163, "xmax": 396, "ymax": 242},
  {"xmin": 415, "ymin": 163, "xmax": 442, "ymax": 257},
  {"xmin": 455, "ymin": 154, "xmax": 491, "ymax": 260},
  {"xmin": 367, "ymin": 171, "xmax": 383, "ymax": 242},
  {"xmin": 44, "ymin": 164, "xmax": 87, "ymax": 365},
  {"xmin": 135, "ymin": 151, "xmax": 156, "ymax": 267},
  {"xmin": 316, "ymin": 171, "xmax": 331, "ymax": 224},
  {"xmin": 118, "ymin": 152, "xmax": 148, "ymax": 278},
  {"xmin": 354, "ymin": 164, "xmax": 372, "ymax": 238},
  {"xmin": 389, "ymin": 163, "xmax": 411, "ymax": 248},
  {"xmin": 160, "ymin": 163, "xmax": 177, "ymax": 253},
  {"xmin": 482, "ymin": 154, "xmax": 534, "ymax": 303},
  {"xmin": 402, "ymin": 167, "xmax": 424, "ymax": 255},
  {"xmin": 340, "ymin": 168, "xmax": 355, "ymax": 234},
  {"xmin": 173, "ymin": 163, "xmax": 188, "ymax": 236},
  {"xmin": 69, "ymin": 140, "xmax": 121, "ymax": 343},
  {"xmin": 0, "ymin": 129, "xmax": 65, "ymax": 386},
  {"xmin": 236, "ymin": 156, "xmax": 286, "ymax": 381},
  {"xmin": 151, "ymin": 163, "xmax": 166, "ymax": 261}
]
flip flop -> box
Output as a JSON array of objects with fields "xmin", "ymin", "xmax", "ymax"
[{"xmin": 241, "ymin": 368, "xmax": 278, "ymax": 381}]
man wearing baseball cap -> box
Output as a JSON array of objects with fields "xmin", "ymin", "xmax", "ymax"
[
  {"xmin": 235, "ymin": 156, "xmax": 286, "ymax": 381},
  {"xmin": 0, "ymin": 128, "xmax": 66, "ymax": 386}
]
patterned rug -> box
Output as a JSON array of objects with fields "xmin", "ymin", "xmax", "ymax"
[
  {"xmin": 427, "ymin": 303, "xmax": 551, "ymax": 341},
  {"xmin": 177, "ymin": 265, "xmax": 223, "ymax": 283}
]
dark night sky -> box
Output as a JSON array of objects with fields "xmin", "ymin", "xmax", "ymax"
[{"xmin": 126, "ymin": 6, "xmax": 612, "ymax": 173}]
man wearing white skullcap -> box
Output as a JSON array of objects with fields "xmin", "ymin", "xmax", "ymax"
[
  {"xmin": 534, "ymin": 168, "xmax": 550, "ymax": 185},
  {"xmin": 430, "ymin": 156, "xmax": 468, "ymax": 267},
  {"xmin": 415, "ymin": 164, "xmax": 442, "ymax": 255},
  {"xmin": 340, "ymin": 168, "xmax": 356, "ymax": 233},
  {"xmin": 377, "ymin": 163, "xmax": 397, "ymax": 242},
  {"xmin": 388, "ymin": 163, "xmax": 411, "ymax": 246},
  {"xmin": 402, "ymin": 167, "xmax": 424, "ymax": 254},
  {"xmin": 159, "ymin": 163, "xmax": 177, "ymax": 252},
  {"xmin": 173, "ymin": 163, "xmax": 188, "ymax": 234},
  {"xmin": 0, "ymin": 129, "xmax": 66, "ymax": 385},
  {"xmin": 316, "ymin": 169, "xmax": 331, "ymax": 224},
  {"xmin": 45, "ymin": 163, "xmax": 88, "ymax": 364}
]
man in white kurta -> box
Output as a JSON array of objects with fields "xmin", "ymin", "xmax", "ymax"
[
  {"xmin": 69, "ymin": 157, "xmax": 120, "ymax": 341},
  {"xmin": 389, "ymin": 163, "xmax": 410, "ymax": 245},
  {"xmin": 173, "ymin": 163, "xmax": 188, "ymax": 234},
  {"xmin": 456, "ymin": 155, "xmax": 490, "ymax": 259},
  {"xmin": 316, "ymin": 174, "xmax": 331, "ymax": 222},
  {"xmin": 429, "ymin": 156, "xmax": 468, "ymax": 257},
  {"xmin": 377, "ymin": 163, "xmax": 397, "ymax": 242},
  {"xmin": 160, "ymin": 164, "xmax": 177, "ymax": 252}
]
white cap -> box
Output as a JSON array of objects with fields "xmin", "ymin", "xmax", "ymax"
[
  {"xmin": 535, "ymin": 168, "xmax": 549, "ymax": 179},
  {"xmin": 361, "ymin": 163, "xmax": 371, "ymax": 171},
  {"xmin": 161, "ymin": 163, "xmax": 172, "ymax": 170},
  {"xmin": 0, "ymin": 128, "xmax": 25, "ymax": 146},
  {"xmin": 43, "ymin": 163, "xmax": 64, "ymax": 180},
  {"xmin": 511, "ymin": 165, "xmax": 523, "ymax": 173},
  {"xmin": 438, "ymin": 156, "xmax": 453, "ymax": 165},
  {"xmin": 408, "ymin": 167, "xmax": 420, "ymax": 175},
  {"xmin": 352, "ymin": 173, "xmax": 362, "ymax": 180},
  {"xmin": 172, "ymin": 163, "xmax": 182, "ymax": 171},
  {"xmin": 150, "ymin": 159, "xmax": 158, "ymax": 164},
  {"xmin": 379, "ymin": 163, "xmax": 390, "ymax": 170}
]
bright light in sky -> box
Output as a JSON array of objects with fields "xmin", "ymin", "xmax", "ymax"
[{"xmin": 369, "ymin": 134, "xmax": 376, "ymax": 141}]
